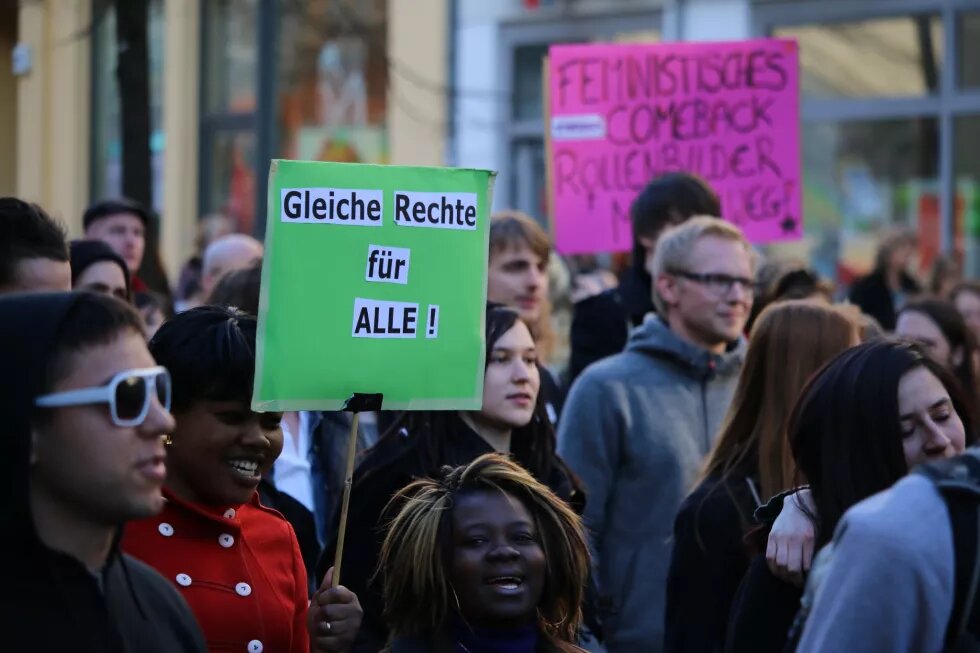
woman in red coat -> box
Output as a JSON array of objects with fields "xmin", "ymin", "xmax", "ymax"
[{"xmin": 123, "ymin": 306, "xmax": 361, "ymax": 653}]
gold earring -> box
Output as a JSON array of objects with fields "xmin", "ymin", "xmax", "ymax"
[{"xmin": 163, "ymin": 435, "xmax": 173, "ymax": 446}]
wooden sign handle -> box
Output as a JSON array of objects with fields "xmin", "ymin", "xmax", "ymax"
[{"xmin": 331, "ymin": 412, "xmax": 360, "ymax": 588}]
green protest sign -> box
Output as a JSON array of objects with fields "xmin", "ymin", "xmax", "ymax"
[{"xmin": 253, "ymin": 160, "xmax": 496, "ymax": 412}]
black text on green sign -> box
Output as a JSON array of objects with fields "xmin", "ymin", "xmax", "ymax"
[
  {"xmin": 351, "ymin": 298, "xmax": 440, "ymax": 339},
  {"xmin": 280, "ymin": 188, "xmax": 383, "ymax": 224}
]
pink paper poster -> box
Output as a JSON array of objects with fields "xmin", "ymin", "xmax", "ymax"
[{"xmin": 548, "ymin": 38, "xmax": 800, "ymax": 253}]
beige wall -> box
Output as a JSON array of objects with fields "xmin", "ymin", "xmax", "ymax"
[
  {"xmin": 16, "ymin": 0, "xmax": 91, "ymax": 236},
  {"xmin": 161, "ymin": 0, "xmax": 200, "ymax": 278},
  {"xmin": 387, "ymin": 0, "xmax": 448, "ymax": 166}
]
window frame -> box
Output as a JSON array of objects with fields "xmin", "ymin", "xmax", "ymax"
[
  {"xmin": 496, "ymin": 8, "xmax": 662, "ymax": 217},
  {"xmin": 198, "ymin": 0, "xmax": 278, "ymax": 238},
  {"xmin": 753, "ymin": 0, "xmax": 980, "ymax": 255}
]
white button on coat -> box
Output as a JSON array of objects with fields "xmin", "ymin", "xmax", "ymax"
[
  {"xmin": 224, "ymin": 508, "xmax": 236, "ymax": 519},
  {"xmin": 247, "ymin": 640, "xmax": 263, "ymax": 653},
  {"xmin": 235, "ymin": 582, "xmax": 252, "ymax": 596},
  {"xmin": 158, "ymin": 523, "xmax": 174, "ymax": 537},
  {"xmin": 219, "ymin": 533, "xmax": 235, "ymax": 548},
  {"xmin": 176, "ymin": 573, "xmax": 192, "ymax": 587}
]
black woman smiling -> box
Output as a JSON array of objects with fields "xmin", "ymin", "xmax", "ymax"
[{"xmin": 380, "ymin": 453, "xmax": 589, "ymax": 653}]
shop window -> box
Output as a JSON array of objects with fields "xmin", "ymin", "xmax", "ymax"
[
  {"xmin": 767, "ymin": 117, "xmax": 940, "ymax": 286},
  {"xmin": 203, "ymin": 0, "xmax": 259, "ymax": 114},
  {"xmin": 276, "ymin": 0, "xmax": 389, "ymax": 165},
  {"xmin": 199, "ymin": 0, "xmax": 259, "ymax": 234},
  {"xmin": 955, "ymin": 115, "xmax": 980, "ymax": 278},
  {"xmin": 91, "ymin": 0, "xmax": 165, "ymax": 208},
  {"xmin": 958, "ymin": 12, "xmax": 980, "ymax": 90},
  {"xmin": 774, "ymin": 15, "xmax": 943, "ymax": 98},
  {"xmin": 506, "ymin": 23, "xmax": 661, "ymax": 220},
  {"xmin": 206, "ymin": 131, "xmax": 257, "ymax": 235}
]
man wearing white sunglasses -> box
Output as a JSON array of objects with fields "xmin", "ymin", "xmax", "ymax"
[{"xmin": 1, "ymin": 291, "xmax": 205, "ymax": 652}]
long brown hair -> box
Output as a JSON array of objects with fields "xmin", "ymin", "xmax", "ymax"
[
  {"xmin": 489, "ymin": 210, "xmax": 556, "ymax": 362},
  {"xmin": 699, "ymin": 300, "xmax": 861, "ymax": 500},
  {"xmin": 380, "ymin": 454, "xmax": 588, "ymax": 646}
]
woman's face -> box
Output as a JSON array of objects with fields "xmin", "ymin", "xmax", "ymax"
[
  {"xmin": 478, "ymin": 322, "xmax": 540, "ymax": 430},
  {"xmin": 955, "ymin": 290, "xmax": 980, "ymax": 342},
  {"xmin": 75, "ymin": 261, "xmax": 128, "ymax": 301},
  {"xmin": 898, "ymin": 366, "xmax": 966, "ymax": 469},
  {"xmin": 166, "ymin": 399, "xmax": 283, "ymax": 505},
  {"xmin": 450, "ymin": 489, "xmax": 547, "ymax": 629},
  {"xmin": 896, "ymin": 310, "xmax": 955, "ymax": 368}
]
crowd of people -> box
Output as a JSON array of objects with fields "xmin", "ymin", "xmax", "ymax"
[{"xmin": 4, "ymin": 168, "xmax": 980, "ymax": 653}]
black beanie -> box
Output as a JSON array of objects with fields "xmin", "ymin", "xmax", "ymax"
[
  {"xmin": 82, "ymin": 198, "xmax": 150, "ymax": 230},
  {"xmin": 70, "ymin": 239, "xmax": 132, "ymax": 299}
]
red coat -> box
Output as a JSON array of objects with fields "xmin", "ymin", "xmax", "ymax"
[{"xmin": 123, "ymin": 488, "xmax": 310, "ymax": 653}]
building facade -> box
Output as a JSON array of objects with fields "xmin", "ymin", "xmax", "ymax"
[
  {"xmin": 6, "ymin": 0, "xmax": 980, "ymax": 283},
  {"xmin": 7, "ymin": 0, "xmax": 446, "ymax": 276},
  {"xmin": 455, "ymin": 0, "xmax": 980, "ymax": 282}
]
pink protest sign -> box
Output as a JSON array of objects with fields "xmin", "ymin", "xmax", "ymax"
[{"xmin": 547, "ymin": 38, "xmax": 800, "ymax": 253}]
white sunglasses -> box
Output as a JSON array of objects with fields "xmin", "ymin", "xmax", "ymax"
[{"xmin": 35, "ymin": 366, "xmax": 172, "ymax": 427}]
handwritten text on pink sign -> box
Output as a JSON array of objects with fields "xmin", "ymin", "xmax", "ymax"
[{"xmin": 548, "ymin": 39, "xmax": 800, "ymax": 253}]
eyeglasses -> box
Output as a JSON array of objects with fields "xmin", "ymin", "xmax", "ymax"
[
  {"xmin": 35, "ymin": 366, "xmax": 172, "ymax": 427},
  {"xmin": 669, "ymin": 270, "xmax": 756, "ymax": 296}
]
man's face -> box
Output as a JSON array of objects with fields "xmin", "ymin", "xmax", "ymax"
[
  {"xmin": 487, "ymin": 244, "xmax": 548, "ymax": 324},
  {"xmin": 1, "ymin": 257, "xmax": 71, "ymax": 294},
  {"xmin": 86, "ymin": 213, "xmax": 146, "ymax": 273},
  {"xmin": 31, "ymin": 330, "xmax": 175, "ymax": 525},
  {"xmin": 655, "ymin": 235, "xmax": 754, "ymax": 352}
]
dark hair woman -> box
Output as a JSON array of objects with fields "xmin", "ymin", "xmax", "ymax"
[
  {"xmin": 896, "ymin": 297, "xmax": 980, "ymax": 419},
  {"xmin": 952, "ymin": 281, "xmax": 980, "ymax": 345},
  {"xmin": 381, "ymin": 453, "xmax": 589, "ymax": 653},
  {"xmin": 847, "ymin": 228, "xmax": 921, "ymax": 331},
  {"xmin": 314, "ymin": 303, "xmax": 586, "ymax": 653},
  {"xmin": 726, "ymin": 340, "xmax": 972, "ymax": 653},
  {"xmin": 121, "ymin": 306, "xmax": 362, "ymax": 653},
  {"xmin": 664, "ymin": 300, "xmax": 861, "ymax": 653}
]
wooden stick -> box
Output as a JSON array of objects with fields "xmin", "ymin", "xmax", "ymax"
[{"xmin": 331, "ymin": 411, "xmax": 360, "ymax": 588}]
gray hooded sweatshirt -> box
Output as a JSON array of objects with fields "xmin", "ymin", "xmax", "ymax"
[{"xmin": 558, "ymin": 315, "xmax": 745, "ymax": 653}]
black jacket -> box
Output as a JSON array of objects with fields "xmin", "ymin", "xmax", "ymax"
[
  {"xmin": 539, "ymin": 365, "xmax": 565, "ymax": 424},
  {"xmin": 5, "ymin": 537, "xmax": 207, "ymax": 653},
  {"xmin": 847, "ymin": 269, "xmax": 921, "ymax": 331},
  {"xmin": 315, "ymin": 412, "xmax": 585, "ymax": 653},
  {"xmin": 724, "ymin": 555, "xmax": 803, "ymax": 653},
  {"xmin": 259, "ymin": 409, "xmax": 395, "ymax": 594},
  {"xmin": 567, "ymin": 267, "xmax": 653, "ymax": 386},
  {"xmin": 664, "ymin": 474, "xmax": 761, "ymax": 653},
  {"xmin": 386, "ymin": 632, "xmax": 587, "ymax": 653}
]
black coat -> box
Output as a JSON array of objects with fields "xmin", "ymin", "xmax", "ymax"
[
  {"xmin": 5, "ymin": 533, "xmax": 206, "ymax": 653},
  {"xmin": 259, "ymin": 409, "xmax": 397, "ymax": 594},
  {"xmin": 315, "ymin": 413, "xmax": 585, "ymax": 653},
  {"xmin": 539, "ymin": 365, "xmax": 565, "ymax": 424},
  {"xmin": 567, "ymin": 268, "xmax": 653, "ymax": 386},
  {"xmin": 664, "ymin": 475, "xmax": 760, "ymax": 653},
  {"xmin": 386, "ymin": 632, "xmax": 587, "ymax": 653},
  {"xmin": 847, "ymin": 269, "xmax": 921, "ymax": 331},
  {"xmin": 724, "ymin": 555, "xmax": 803, "ymax": 653}
]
